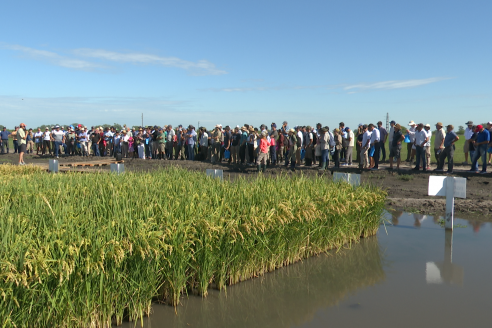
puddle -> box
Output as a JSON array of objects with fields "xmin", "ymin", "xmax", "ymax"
[{"xmin": 122, "ymin": 213, "xmax": 492, "ymax": 328}]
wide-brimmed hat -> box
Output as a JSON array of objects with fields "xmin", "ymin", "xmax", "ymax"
[
  {"xmin": 395, "ymin": 124, "xmax": 401, "ymax": 130},
  {"xmin": 241, "ymin": 126, "xmax": 247, "ymax": 131},
  {"xmin": 249, "ymin": 127, "xmax": 254, "ymax": 132},
  {"xmin": 408, "ymin": 121, "xmax": 416, "ymax": 126},
  {"xmin": 288, "ymin": 128, "xmax": 295, "ymax": 133},
  {"xmin": 424, "ymin": 124, "xmax": 431, "ymax": 128},
  {"xmin": 465, "ymin": 121, "xmax": 473, "ymax": 125},
  {"xmin": 436, "ymin": 122, "xmax": 443, "ymax": 127}
]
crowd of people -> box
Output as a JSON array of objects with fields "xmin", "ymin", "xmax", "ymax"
[{"xmin": 2, "ymin": 120, "xmax": 491, "ymax": 174}]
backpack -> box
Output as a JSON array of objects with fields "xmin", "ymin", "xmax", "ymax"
[
  {"xmin": 328, "ymin": 131, "xmax": 335, "ymax": 147},
  {"xmin": 296, "ymin": 134, "xmax": 302, "ymax": 147}
]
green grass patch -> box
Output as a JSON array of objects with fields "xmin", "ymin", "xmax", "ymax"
[
  {"xmin": 397, "ymin": 174, "xmax": 414, "ymax": 181},
  {"xmin": 0, "ymin": 165, "xmax": 386, "ymax": 328}
]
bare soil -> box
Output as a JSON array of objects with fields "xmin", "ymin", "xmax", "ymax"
[{"xmin": 2, "ymin": 153, "xmax": 491, "ymax": 217}]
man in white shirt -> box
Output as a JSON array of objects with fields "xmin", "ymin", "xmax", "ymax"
[
  {"xmin": 369, "ymin": 124, "xmax": 380, "ymax": 170},
  {"xmin": 51, "ymin": 125, "xmax": 65, "ymax": 158},
  {"xmin": 423, "ymin": 124, "xmax": 432, "ymax": 170},
  {"xmin": 413, "ymin": 123, "xmax": 429, "ymax": 171},
  {"xmin": 463, "ymin": 120, "xmax": 474, "ymax": 164},
  {"xmin": 42, "ymin": 127, "xmax": 51, "ymax": 156},
  {"xmin": 342, "ymin": 127, "xmax": 355, "ymax": 166},
  {"xmin": 360, "ymin": 125, "xmax": 372, "ymax": 169},
  {"xmin": 296, "ymin": 126, "xmax": 303, "ymax": 166}
]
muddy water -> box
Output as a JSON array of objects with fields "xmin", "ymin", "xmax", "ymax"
[{"xmin": 122, "ymin": 213, "xmax": 492, "ymax": 328}]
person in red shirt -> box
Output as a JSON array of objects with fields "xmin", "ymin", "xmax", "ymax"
[{"xmin": 257, "ymin": 132, "xmax": 269, "ymax": 172}]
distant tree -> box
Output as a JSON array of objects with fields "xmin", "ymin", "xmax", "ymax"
[
  {"xmin": 400, "ymin": 126, "xmax": 408, "ymax": 135},
  {"xmin": 457, "ymin": 126, "xmax": 465, "ymax": 134}
]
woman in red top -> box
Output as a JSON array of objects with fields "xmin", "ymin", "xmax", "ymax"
[{"xmin": 257, "ymin": 132, "xmax": 269, "ymax": 172}]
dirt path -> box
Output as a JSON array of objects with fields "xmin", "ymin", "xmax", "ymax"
[{"xmin": 2, "ymin": 153, "xmax": 490, "ymax": 217}]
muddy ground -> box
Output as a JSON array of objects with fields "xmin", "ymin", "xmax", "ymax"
[{"xmin": 1, "ymin": 152, "xmax": 491, "ymax": 217}]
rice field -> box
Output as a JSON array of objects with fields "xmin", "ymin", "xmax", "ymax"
[{"xmin": 0, "ymin": 165, "xmax": 386, "ymax": 328}]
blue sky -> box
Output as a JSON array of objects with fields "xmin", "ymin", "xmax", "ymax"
[{"xmin": 1, "ymin": 0, "xmax": 490, "ymax": 129}]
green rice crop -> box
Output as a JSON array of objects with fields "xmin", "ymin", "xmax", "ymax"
[{"xmin": 0, "ymin": 165, "xmax": 386, "ymax": 328}]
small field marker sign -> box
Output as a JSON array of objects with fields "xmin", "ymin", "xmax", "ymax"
[
  {"xmin": 428, "ymin": 176, "xmax": 466, "ymax": 230},
  {"xmin": 49, "ymin": 159, "xmax": 59, "ymax": 173},
  {"xmin": 206, "ymin": 169, "xmax": 223, "ymax": 180},
  {"xmin": 333, "ymin": 172, "xmax": 360, "ymax": 187},
  {"xmin": 110, "ymin": 163, "xmax": 125, "ymax": 175}
]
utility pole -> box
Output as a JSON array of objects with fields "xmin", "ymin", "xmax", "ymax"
[
  {"xmin": 141, "ymin": 113, "xmax": 143, "ymax": 127},
  {"xmin": 386, "ymin": 113, "xmax": 389, "ymax": 132}
]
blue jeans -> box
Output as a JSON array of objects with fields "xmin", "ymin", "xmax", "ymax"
[
  {"xmin": 321, "ymin": 149, "xmax": 330, "ymax": 166},
  {"xmin": 415, "ymin": 146, "xmax": 426, "ymax": 169},
  {"xmin": 270, "ymin": 145, "xmax": 277, "ymax": 164},
  {"xmin": 54, "ymin": 141, "xmax": 63, "ymax": 157},
  {"xmin": 92, "ymin": 143, "xmax": 100, "ymax": 156},
  {"xmin": 471, "ymin": 144, "xmax": 487, "ymax": 172},
  {"xmin": 187, "ymin": 144, "xmax": 195, "ymax": 161}
]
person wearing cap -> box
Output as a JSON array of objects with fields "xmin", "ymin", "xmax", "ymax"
[
  {"xmin": 165, "ymin": 125, "xmax": 175, "ymax": 160},
  {"xmin": 257, "ymin": 132, "xmax": 269, "ymax": 172},
  {"xmin": 360, "ymin": 125, "xmax": 371, "ymax": 169},
  {"xmin": 51, "ymin": 125, "xmax": 65, "ymax": 158},
  {"xmin": 77, "ymin": 127, "xmax": 89, "ymax": 157},
  {"xmin": 302, "ymin": 126, "xmax": 313, "ymax": 166},
  {"xmin": 1, "ymin": 126, "xmax": 11, "ymax": 154},
  {"xmin": 17, "ymin": 123, "xmax": 26, "ymax": 165},
  {"xmin": 469, "ymin": 124, "xmax": 490, "ymax": 174},
  {"xmin": 198, "ymin": 127, "xmax": 208, "ymax": 161},
  {"xmin": 280, "ymin": 121, "xmax": 289, "ymax": 137},
  {"xmin": 209, "ymin": 125, "xmax": 222, "ymax": 164},
  {"xmin": 230, "ymin": 127, "xmax": 241, "ymax": 164},
  {"xmin": 389, "ymin": 124, "xmax": 404, "ymax": 170},
  {"xmin": 377, "ymin": 121, "xmax": 388, "ymax": 163},
  {"xmin": 423, "ymin": 124, "xmax": 432, "ymax": 170},
  {"xmin": 25, "ymin": 128, "xmax": 34, "ymax": 154},
  {"xmin": 285, "ymin": 128, "xmax": 298, "ymax": 170},
  {"xmin": 435, "ymin": 125, "xmax": 459, "ymax": 173},
  {"xmin": 66, "ymin": 127, "xmax": 76, "ymax": 156},
  {"xmin": 463, "ymin": 120, "xmax": 474, "ymax": 164},
  {"xmin": 487, "ymin": 122, "xmax": 492, "ymax": 165},
  {"xmin": 104, "ymin": 127, "xmax": 114, "ymax": 157},
  {"xmin": 42, "ymin": 127, "xmax": 52, "ymax": 156},
  {"xmin": 412, "ymin": 123, "xmax": 428, "ymax": 172},
  {"xmin": 33, "ymin": 127, "xmax": 43, "ymax": 155},
  {"xmin": 90, "ymin": 128, "xmax": 101, "ymax": 157},
  {"xmin": 433, "ymin": 122, "xmax": 446, "ymax": 164},
  {"xmin": 406, "ymin": 121, "xmax": 417, "ymax": 163},
  {"xmin": 135, "ymin": 127, "xmax": 146, "ymax": 159}
]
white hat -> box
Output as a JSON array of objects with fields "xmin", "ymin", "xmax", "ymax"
[
  {"xmin": 425, "ymin": 124, "xmax": 431, "ymax": 128},
  {"xmin": 408, "ymin": 121, "xmax": 416, "ymax": 126}
]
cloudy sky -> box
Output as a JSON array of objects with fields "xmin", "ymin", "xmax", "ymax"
[{"xmin": 1, "ymin": 0, "xmax": 491, "ymax": 129}]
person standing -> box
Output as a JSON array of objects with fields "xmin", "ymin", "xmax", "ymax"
[
  {"xmin": 165, "ymin": 125, "xmax": 175, "ymax": 159},
  {"xmin": 104, "ymin": 127, "xmax": 114, "ymax": 156},
  {"xmin": 406, "ymin": 121, "xmax": 417, "ymax": 162},
  {"xmin": 413, "ymin": 124, "xmax": 429, "ymax": 171},
  {"xmin": 332, "ymin": 128, "xmax": 342, "ymax": 168},
  {"xmin": 42, "ymin": 127, "xmax": 52, "ymax": 156},
  {"xmin": 368, "ymin": 124, "xmax": 380, "ymax": 170},
  {"xmin": 377, "ymin": 121, "xmax": 388, "ymax": 162},
  {"xmin": 270, "ymin": 123, "xmax": 278, "ymax": 165},
  {"xmin": 389, "ymin": 124, "xmax": 404, "ymax": 170},
  {"xmin": 257, "ymin": 132, "xmax": 269, "ymax": 172},
  {"xmin": 230, "ymin": 127, "xmax": 241, "ymax": 164},
  {"xmin": 186, "ymin": 125, "xmax": 197, "ymax": 161},
  {"xmin": 1, "ymin": 126, "xmax": 11, "ymax": 154},
  {"xmin": 286, "ymin": 128, "xmax": 298, "ymax": 171},
  {"xmin": 470, "ymin": 124, "xmax": 490, "ymax": 174},
  {"xmin": 210, "ymin": 125, "xmax": 222, "ymax": 164},
  {"xmin": 435, "ymin": 125, "xmax": 459, "ymax": 173},
  {"xmin": 26, "ymin": 129, "xmax": 34, "ymax": 154},
  {"xmin": 223, "ymin": 126, "xmax": 232, "ymax": 164},
  {"xmin": 17, "ymin": 123, "xmax": 27, "ymax": 165},
  {"xmin": 360, "ymin": 125, "xmax": 371, "ymax": 169},
  {"xmin": 52, "ymin": 125, "xmax": 65, "ymax": 158},
  {"xmin": 90, "ymin": 128, "xmax": 101, "ymax": 156},
  {"xmin": 296, "ymin": 126, "xmax": 303, "ymax": 166},
  {"xmin": 423, "ymin": 124, "xmax": 432, "ymax": 170},
  {"xmin": 433, "ymin": 122, "xmax": 446, "ymax": 164},
  {"xmin": 318, "ymin": 127, "xmax": 330, "ymax": 170},
  {"xmin": 34, "ymin": 127, "xmax": 43, "ymax": 155},
  {"xmin": 355, "ymin": 124, "xmax": 363, "ymax": 165},
  {"xmin": 463, "ymin": 120, "xmax": 474, "ymax": 165},
  {"xmin": 304, "ymin": 126, "xmax": 313, "ymax": 166},
  {"xmin": 345, "ymin": 127, "xmax": 354, "ymax": 166},
  {"xmin": 12, "ymin": 126, "xmax": 19, "ymax": 154}
]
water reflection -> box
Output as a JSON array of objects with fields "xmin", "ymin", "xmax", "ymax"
[
  {"xmin": 426, "ymin": 230, "xmax": 464, "ymax": 285},
  {"xmin": 124, "ymin": 237, "xmax": 385, "ymax": 328}
]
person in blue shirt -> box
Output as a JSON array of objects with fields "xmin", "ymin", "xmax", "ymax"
[
  {"xmin": 1, "ymin": 127, "xmax": 11, "ymax": 154},
  {"xmin": 434, "ymin": 125, "xmax": 459, "ymax": 173},
  {"xmin": 470, "ymin": 124, "xmax": 490, "ymax": 174}
]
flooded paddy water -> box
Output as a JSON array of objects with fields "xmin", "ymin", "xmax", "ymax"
[{"xmin": 122, "ymin": 212, "xmax": 491, "ymax": 328}]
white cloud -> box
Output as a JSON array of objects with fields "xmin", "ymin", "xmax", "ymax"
[
  {"xmin": 73, "ymin": 48, "xmax": 227, "ymax": 76},
  {"xmin": 344, "ymin": 77, "xmax": 452, "ymax": 91},
  {"xmin": 3, "ymin": 44, "xmax": 102, "ymax": 70},
  {"xmin": 203, "ymin": 77, "xmax": 452, "ymax": 93}
]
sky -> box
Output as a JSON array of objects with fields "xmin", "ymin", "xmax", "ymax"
[{"xmin": 1, "ymin": 0, "xmax": 491, "ymax": 129}]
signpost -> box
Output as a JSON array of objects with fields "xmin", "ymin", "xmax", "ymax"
[
  {"xmin": 206, "ymin": 169, "xmax": 223, "ymax": 180},
  {"xmin": 49, "ymin": 159, "xmax": 59, "ymax": 173},
  {"xmin": 427, "ymin": 176, "xmax": 466, "ymax": 230},
  {"xmin": 110, "ymin": 163, "xmax": 125, "ymax": 175},
  {"xmin": 333, "ymin": 172, "xmax": 360, "ymax": 187}
]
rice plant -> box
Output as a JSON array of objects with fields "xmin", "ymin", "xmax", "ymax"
[{"xmin": 0, "ymin": 165, "xmax": 386, "ymax": 328}]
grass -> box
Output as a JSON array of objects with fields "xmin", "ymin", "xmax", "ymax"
[
  {"xmin": 397, "ymin": 174, "xmax": 414, "ymax": 181},
  {"xmin": 0, "ymin": 165, "xmax": 386, "ymax": 328}
]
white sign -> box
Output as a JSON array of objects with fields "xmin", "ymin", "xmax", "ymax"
[
  {"xmin": 333, "ymin": 172, "xmax": 360, "ymax": 187},
  {"xmin": 110, "ymin": 163, "xmax": 125, "ymax": 175},
  {"xmin": 49, "ymin": 159, "xmax": 59, "ymax": 173},
  {"xmin": 428, "ymin": 176, "xmax": 466, "ymax": 199},
  {"xmin": 206, "ymin": 169, "xmax": 223, "ymax": 180}
]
